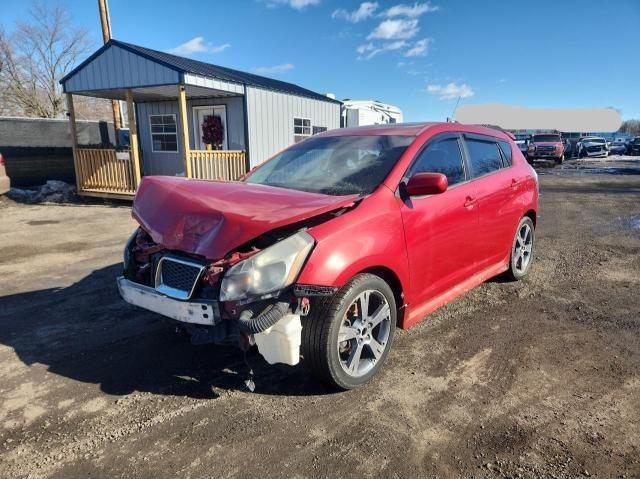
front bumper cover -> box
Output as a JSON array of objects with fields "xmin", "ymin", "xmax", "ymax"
[{"xmin": 117, "ymin": 276, "xmax": 220, "ymax": 326}]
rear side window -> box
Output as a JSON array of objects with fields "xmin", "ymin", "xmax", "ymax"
[
  {"xmin": 409, "ymin": 137, "xmax": 465, "ymax": 186},
  {"xmin": 498, "ymin": 140, "xmax": 513, "ymax": 166},
  {"xmin": 465, "ymin": 138, "xmax": 503, "ymax": 177}
]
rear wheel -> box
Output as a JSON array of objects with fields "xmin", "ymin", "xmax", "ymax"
[
  {"xmin": 505, "ymin": 216, "xmax": 535, "ymax": 281},
  {"xmin": 302, "ymin": 273, "xmax": 396, "ymax": 390}
]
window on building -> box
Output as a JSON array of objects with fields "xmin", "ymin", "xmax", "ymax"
[
  {"xmin": 150, "ymin": 114, "xmax": 178, "ymax": 152},
  {"xmin": 294, "ymin": 117, "xmax": 311, "ymax": 143},
  {"xmin": 498, "ymin": 140, "xmax": 513, "ymax": 166},
  {"xmin": 312, "ymin": 126, "xmax": 327, "ymax": 135},
  {"xmin": 408, "ymin": 137, "xmax": 465, "ymax": 186},
  {"xmin": 465, "ymin": 138, "xmax": 504, "ymax": 177}
]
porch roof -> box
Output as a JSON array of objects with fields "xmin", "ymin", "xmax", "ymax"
[{"xmin": 61, "ymin": 39, "xmax": 341, "ymax": 104}]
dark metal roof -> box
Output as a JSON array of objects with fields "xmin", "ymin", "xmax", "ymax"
[{"xmin": 61, "ymin": 39, "xmax": 340, "ymax": 104}]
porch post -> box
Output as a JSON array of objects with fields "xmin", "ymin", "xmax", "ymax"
[
  {"xmin": 177, "ymin": 85, "xmax": 192, "ymax": 178},
  {"xmin": 65, "ymin": 93, "xmax": 81, "ymax": 191},
  {"xmin": 125, "ymin": 89, "xmax": 142, "ymax": 186}
]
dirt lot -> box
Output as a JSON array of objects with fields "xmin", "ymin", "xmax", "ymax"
[{"xmin": 1, "ymin": 157, "xmax": 639, "ymax": 479}]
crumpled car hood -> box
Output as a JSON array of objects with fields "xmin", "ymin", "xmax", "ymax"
[{"xmin": 132, "ymin": 176, "xmax": 358, "ymax": 260}]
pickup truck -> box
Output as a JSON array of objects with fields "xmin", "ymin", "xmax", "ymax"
[{"xmin": 527, "ymin": 133, "xmax": 565, "ymax": 165}]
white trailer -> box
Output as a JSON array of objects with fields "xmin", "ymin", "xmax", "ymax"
[{"xmin": 341, "ymin": 100, "xmax": 403, "ymax": 128}]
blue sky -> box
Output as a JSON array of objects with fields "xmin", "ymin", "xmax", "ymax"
[{"xmin": 2, "ymin": 0, "xmax": 639, "ymax": 121}]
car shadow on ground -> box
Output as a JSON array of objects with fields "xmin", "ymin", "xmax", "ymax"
[{"xmin": 0, "ymin": 263, "xmax": 334, "ymax": 399}]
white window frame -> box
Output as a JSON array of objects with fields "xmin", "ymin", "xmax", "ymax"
[
  {"xmin": 149, "ymin": 114, "xmax": 178, "ymax": 153},
  {"xmin": 192, "ymin": 105, "xmax": 229, "ymax": 150},
  {"xmin": 294, "ymin": 117, "xmax": 312, "ymax": 143}
]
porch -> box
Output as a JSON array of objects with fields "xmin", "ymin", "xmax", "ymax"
[
  {"xmin": 65, "ymin": 84, "xmax": 247, "ymax": 199},
  {"xmin": 61, "ymin": 40, "xmax": 252, "ymax": 199}
]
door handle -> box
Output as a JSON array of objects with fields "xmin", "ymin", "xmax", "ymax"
[{"xmin": 464, "ymin": 196, "xmax": 477, "ymax": 208}]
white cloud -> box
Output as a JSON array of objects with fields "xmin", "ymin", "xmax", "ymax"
[
  {"xmin": 382, "ymin": 2, "xmax": 439, "ymax": 17},
  {"xmin": 427, "ymin": 82, "xmax": 474, "ymax": 100},
  {"xmin": 357, "ymin": 40, "xmax": 407, "ymax": 60},
  {"xmin": 253, "ymin": 63, "xmax": 295, "ymax": 75},
  {"xmin": 404, "ymin": 38, "xmax": 432, "ymax": 57},
  {"xmin": 332, "ymin": 2, "xmax": 378, "ymax": 22},
  {"xmin": 265, "ymin": 0, "xmax": 320, "ymax": 9},
  {"xmin": 367, "ymin": 18, "xmax": 419, "ymax": 40},
  {"xmin": 168, "ymin": 37, "xmax": 230, "ymax": 56}
]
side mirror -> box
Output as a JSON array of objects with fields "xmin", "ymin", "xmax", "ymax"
[{"xmin": 405, "ymin": 172, "xmax": 448, "ymax": 196}]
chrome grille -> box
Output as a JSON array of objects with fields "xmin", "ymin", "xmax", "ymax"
[
  {"xmin": 537, "ymin": 145, "xmax": 555, "ymax": 152},
  {"xmin": 155, "ymin": 256, "xmax": 205, "ymax": 300}
]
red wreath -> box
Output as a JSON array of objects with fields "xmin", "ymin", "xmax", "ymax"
[{"xmin": 202, "ymin": 115, "xmax": 224, "ymax": 150}]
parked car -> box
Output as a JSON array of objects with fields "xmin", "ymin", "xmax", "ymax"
[
  {"xmin": 118, "ymin": 123, "xmax": 539, "ymax": 389},
  {"xmin": 515, "ymin": 138, "xmax": 530, "ymax": 156},
  {"xmin": 608, "ymin": 138, "xmax": 629, "ymax": 155},
  {"xmin": 527, "ymin": 133, "xmax": 565, "ymax": 164},
  {"xmin": 575, "ymin": 136, "xmax": 609, "ymax": 158},
  {"xmin": 0, "ymin": 153, "xmax": 10, "ymax": 195},
  {"xmin": 629, "ymin": 137, "xmax": 640, "ymax": 156}
]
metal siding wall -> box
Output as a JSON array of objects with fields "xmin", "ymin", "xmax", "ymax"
[
  {"xmin": 245, "ymin": 87, "xmax": 340, "ymax": 167},
  {"xmin": 65, "ymin": 45, "xmax": 180, "ymax": 92},
  {"xmin": 136, "ymin": 101, "xmax": 183, "ymax": 176}
]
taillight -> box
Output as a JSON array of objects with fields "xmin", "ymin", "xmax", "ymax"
[{"xmin": 0, "ymin": 154, "xmax": 4, "ymax": 166}]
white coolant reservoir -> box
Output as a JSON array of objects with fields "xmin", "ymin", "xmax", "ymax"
[{"xmin": 254, "ymin": 314, "xmax": 302, "ymax": 366}]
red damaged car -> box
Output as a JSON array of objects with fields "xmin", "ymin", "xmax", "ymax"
[{"xmin": 118, "ymin": 123, "xmax": 538, "ymax": 389}]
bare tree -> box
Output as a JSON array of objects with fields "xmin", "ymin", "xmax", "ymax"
[
  {"xmin": 619, "ymin": 120, "xmax": 640, "ymax": 136},
  {"xmin": 0, "ymin": 2, "xmax": 92, "ymax": 118}
]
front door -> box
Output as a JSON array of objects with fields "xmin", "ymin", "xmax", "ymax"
[
  {"xmin": 399, "ymin": 134, "xmax": 480, "ymax": 306},
  {"xmin": 193, "ymin": 106, "xmax": 228, "ymax": 150}
]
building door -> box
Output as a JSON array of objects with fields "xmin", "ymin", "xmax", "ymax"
[{"xmin": 193, "ymin": 105, "xmax": 228, "ymax": 150}]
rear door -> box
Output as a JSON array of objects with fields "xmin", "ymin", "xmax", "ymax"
[
  {"xmin": 399, "ymin": 133, "xmax": 480, "ymax": 305},
  {"xmin": 462, "ymin": 135, "xmax": 522, "ymax": 268}
]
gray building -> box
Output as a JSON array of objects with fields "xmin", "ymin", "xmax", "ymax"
[{"xmin": 60, "ymin": 39, "xmax": 340, "ymax": 198}]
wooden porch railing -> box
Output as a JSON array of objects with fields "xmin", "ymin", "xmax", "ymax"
[
  {"xmin": 189, "ymin": 150, "xmax": 247, "ymax": 181},
  {"xmin": 74, "ymin": 148, "xmax": 137, "ymax": 197}
]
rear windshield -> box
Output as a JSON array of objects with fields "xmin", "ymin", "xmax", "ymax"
[
  {"xmin": 533, "ymin": 134, "xmax": 561, "ymax": 142},
  {"xmin": 245, "ymin": 135, "xmax": 413, "ymax": 196}
]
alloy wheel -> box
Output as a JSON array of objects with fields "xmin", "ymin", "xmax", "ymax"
[
  {"xmin": 337, "ymin": 290, "xmax": 392, "ymax": 378},
  {"xmin": 514, "ymin": 223, "xmax": 533, "ymax": 274}
]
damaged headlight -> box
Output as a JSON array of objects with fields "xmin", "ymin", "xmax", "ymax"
[
  {"xmin": 220, "ymin": 231, "xmax": 315, "ymax": 302},
  {"xmin": 123, "ymin": 228, "xmax": 139, "ymax": 270}
]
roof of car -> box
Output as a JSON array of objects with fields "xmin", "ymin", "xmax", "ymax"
[{"xmin": 317, "ymin": 122, "xmax": 513, "ymax": 140}]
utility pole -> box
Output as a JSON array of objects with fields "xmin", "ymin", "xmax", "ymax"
[{"xmin": 98, "ymin": 0, "xmax": 123, "ymax": 130}]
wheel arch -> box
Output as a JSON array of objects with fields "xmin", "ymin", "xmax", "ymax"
[
  {"xmin": 356, "ymin": 266, "xmax": 405, "ymax": 326},
  {"xmin": 524, "ymin": 209, "xmax": 537, "ymax": 227}
]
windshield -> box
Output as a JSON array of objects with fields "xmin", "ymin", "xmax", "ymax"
[
  {"xmin": 245, "ymin": 135, "xmax": 413, "ymax": 196},
  {"xmin": 533, "ymin": 134, "xmax": 561, "ymax": 143}
]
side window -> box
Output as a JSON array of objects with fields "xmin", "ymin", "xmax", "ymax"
[
  {"xmin": 498, "ymin": 140, "xmax": 513, "ymax": 166},
  {"xmin": 465, "ymin": 138, "xmax": 503, "ymax": 177},
  {"xmin": 409, "ymin": 137, "xmax": 465, "ymax": 186}
]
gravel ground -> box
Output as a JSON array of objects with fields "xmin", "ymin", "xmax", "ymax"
[{"xmin": 0, "ymin": 157, "xmax": 639, "ymax": 478}]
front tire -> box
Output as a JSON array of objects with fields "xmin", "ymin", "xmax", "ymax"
[
  {"xmin": 555, "ymin": 154, "xmax": 564, "ymax": 165},
  {"xmin": 505, "ymin": 216, "xmax": 535, "ymax": 281},
  {"xmin": 302, "ymin": 273, "xmax": 396, "ymax": 390}
]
